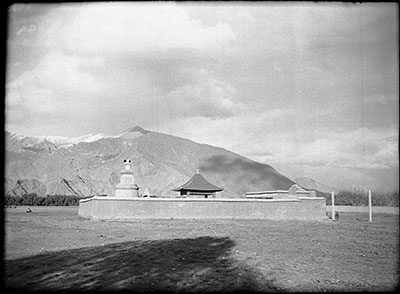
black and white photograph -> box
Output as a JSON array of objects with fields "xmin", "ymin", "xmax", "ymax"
[{"xmin": 4, "ymin": 2, "xmax": 398, "ymax": 292}]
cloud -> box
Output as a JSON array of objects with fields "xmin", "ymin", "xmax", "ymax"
[
  {"xmin": 248, "ymin": 126, "xmax": 398, "ymax": 191},
  {"xmin": 16, "ymin": 24, "xmax": 37, "ymax": 37},
  {"xmin": 37, "ymin": 52, "xmax": 102, "ymax": 92},
  {"xmin": 364, "ymin": 94, "xmax": 393, "ymax": 105},
  {"xmin": 41, "ymin": 3, "xmax": 235, "ymax": 55},
  {"xmin": 156, "ymin": 109, "xmax": 398, "ymax": 172},
  {"xmin": 6, "ymin": 51, "xmax": 101, "ymax": 112},
  {"xmin": 6, "ymin": 3, "xmax": 239, "ymax": 136},
  {"xmin": 5, "ymin": 85, "xmax": 61, "ymax": 133},
  {"xmin": 152, "ymin": 107, "xmax": 298, "ymax": 157},
  {"xmin": 163, "ymin": 71, "xmax": 243, "ymax": 119},
  {"xmin": 7, "ymin": 51, "xmax": 102, "ymax": 93},
  {"xmin": 266, "ymin": 127, "xmax": 399, "ymax": 170},
  {"xmin": 5, "ymin": 49, "xmax": 106, "ymax": 135}
]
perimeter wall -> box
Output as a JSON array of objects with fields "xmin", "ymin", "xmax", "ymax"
[{"xmin": 79, "ymin": 197, "xmax": 327, "ymax": 221}]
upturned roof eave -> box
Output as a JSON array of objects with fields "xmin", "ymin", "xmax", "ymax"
[{"xmin": 172, "ymin": 187, "xmax": 223, "ymax": 192}]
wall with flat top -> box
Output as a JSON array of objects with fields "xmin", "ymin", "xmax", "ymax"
[{"xmin": 79, "ymin": 197, "xmax": 327, "ymax": 221}]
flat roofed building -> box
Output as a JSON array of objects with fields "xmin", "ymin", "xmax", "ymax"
[{"xmin": 246, "ymin": 184, "xmax": 317, "ymax": 199}]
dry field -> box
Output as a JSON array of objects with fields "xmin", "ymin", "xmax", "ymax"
[{"xmin": 4, "ymin": 206, "xmax": 399, "ymax": 292}]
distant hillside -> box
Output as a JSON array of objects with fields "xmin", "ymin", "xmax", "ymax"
[
  {"xmin": 294, "ymin": 177, "xmax": 337, "ymax": 194},
  {"xmin": 5, "ymin": 127, "xmax": 316, "ymax": 198}
]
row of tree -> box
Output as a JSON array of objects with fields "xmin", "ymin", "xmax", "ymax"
[
  {"xmin": 4, "ymin": 193, "xmax": 92, "ymax": 207},
  {"xmin": 4, "ymin": 190, "xmax": 399, "ymax": 207},
  {"xmin": 324, "ymin": 190, "xmax": 399, "ymax": 206}
]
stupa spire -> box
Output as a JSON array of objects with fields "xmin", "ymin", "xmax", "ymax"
[
  {"xmin": 124, "ymin": 159, "xmax": 132, "ymax": 171},
  {"xmin": 114, "ymin": 159, "xmax": 139, "ymax": 198}
]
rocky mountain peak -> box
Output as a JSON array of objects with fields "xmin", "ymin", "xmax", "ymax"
[{"xmin": 118, "ymin": 126, "xmax": 150, "ymax": 139}]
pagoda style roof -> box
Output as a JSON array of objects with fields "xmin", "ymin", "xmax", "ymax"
[{"xmin": 173, "ymin": 172, "xmax": 223, "ymax": 192}]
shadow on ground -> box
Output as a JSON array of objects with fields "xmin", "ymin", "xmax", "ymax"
[{"xmin": 5, "ymin": 236, "xmax": 278, "ymax": 292}]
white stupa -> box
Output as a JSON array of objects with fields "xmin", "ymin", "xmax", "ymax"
[{"xmin": 114, "ymin": 159, "xmax": 139, "ymax": 198}]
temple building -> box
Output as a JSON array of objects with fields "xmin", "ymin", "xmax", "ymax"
[{"xmin": 173, "ymin": 170, "xmax": 223, "ymax": 198}]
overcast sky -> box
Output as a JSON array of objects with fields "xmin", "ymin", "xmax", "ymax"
[{"xmin": 6, "ymin": 2, "xmax": 399, "ymax": 192}]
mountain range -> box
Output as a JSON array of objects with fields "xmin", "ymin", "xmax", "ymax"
[{"xmin": 5, "ymin": 126, "xmax": 327, "ymax": 198}]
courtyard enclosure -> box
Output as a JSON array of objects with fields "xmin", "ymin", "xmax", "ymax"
[
  {"xmin": 78, "ymin": 160, "xmax": 327, "ymax": 221},
  {"xmin": 78, "ymin": 196, "xmax": 327, "ymax": 220}
]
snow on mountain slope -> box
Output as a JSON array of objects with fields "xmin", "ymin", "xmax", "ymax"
[
  {"xmin": 36, "ymin": 133, "xmax": 112, "ymax": 147},
  {"xmin": 6, "ymin": 131, "xmax": 113, "ymax": 148}
]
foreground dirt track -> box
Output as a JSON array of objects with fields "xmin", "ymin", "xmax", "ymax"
[{"xmin": 5, "ymin": 206, "xmax": 399, "ymax": 292}]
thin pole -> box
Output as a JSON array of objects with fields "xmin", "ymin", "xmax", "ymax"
[
  {"xmin": 331, "ymin": 191, "xmax": 335, "ymax": 221},
  {"xmin": 368, "ymin": 190, "xmax": 372, "ymax": 222}
]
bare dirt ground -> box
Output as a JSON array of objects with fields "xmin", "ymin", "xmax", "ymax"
[{"xmin": 4, "ymin": 206, "xmax": 399, "ymax": 292}]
